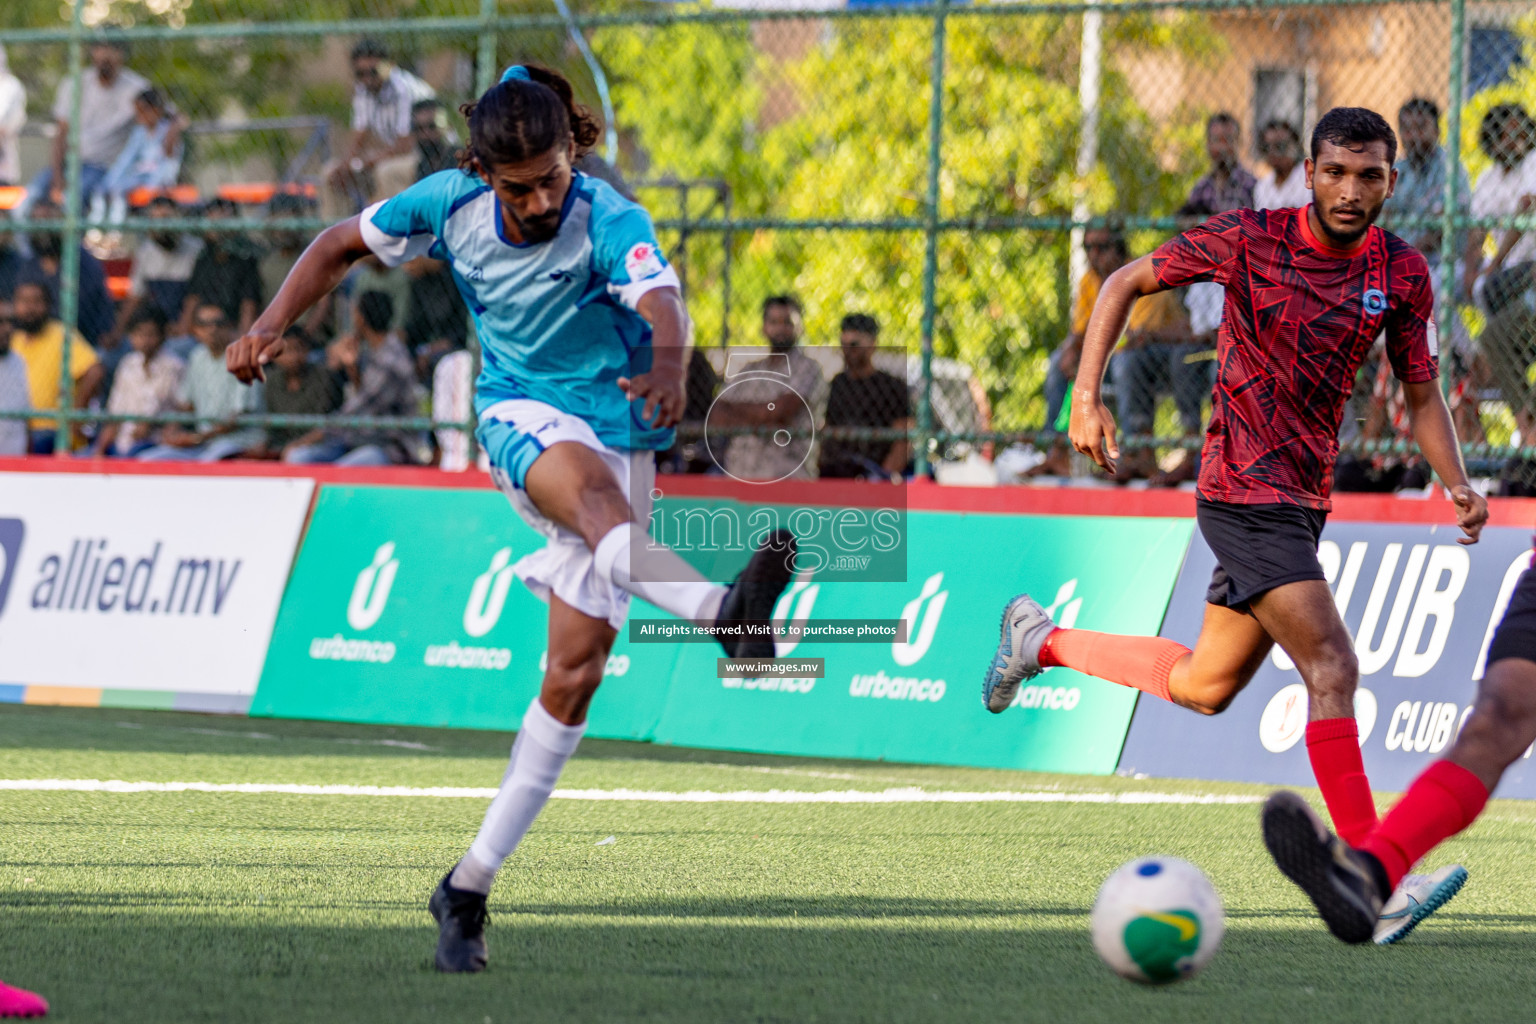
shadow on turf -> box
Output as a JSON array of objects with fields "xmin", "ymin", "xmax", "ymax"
[{"xmin": 2, "ymin": 888, "xmax": 1095, "ymax": 920}]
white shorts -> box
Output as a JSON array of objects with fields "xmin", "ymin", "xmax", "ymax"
[{"xmin": 479, "ymin": 399, "xmax": 655, "ymax": 631}]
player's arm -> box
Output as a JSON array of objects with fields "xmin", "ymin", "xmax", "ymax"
[
  {"xmin": 1070, "ymin": 255, "xmax": 1167, "ymax": 472},
  {"xmin": 616, "ymin": 287, "xmax": 691, "ymax": 429},
  {"xmin": 227, "ymin": 217, "xmax": 372, "ymax": 384},
  {"xmin": 1401, "ymin": 379, "xmax": 1488, "ymax": 545}
]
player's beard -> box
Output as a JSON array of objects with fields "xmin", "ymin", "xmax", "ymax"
[
  {"xmin": 512, "ymin": 208, "xmax": 562, "ymax": 244},
  {"xmin": 1319, "ymin": 198, "xmax": 1384, "ymax": 248}
]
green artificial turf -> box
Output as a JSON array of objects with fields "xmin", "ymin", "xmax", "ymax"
[{"xmin": 3, "ymin": 704, "xmax": 1535, "ymax": 1023}]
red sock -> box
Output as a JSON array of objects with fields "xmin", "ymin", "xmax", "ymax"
[
  {"xmin": 1305, "ymin": 718, "xmax": 1378, "ymax": 846},
  {"xmin": 1038, "ymin": 629, "xmax": 1189, "ymax": 703},
  {"xmin": 1360, "ymin": 760, "xmax": 1489, "ymax": 889}
]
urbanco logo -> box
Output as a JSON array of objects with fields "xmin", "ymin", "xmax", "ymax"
[
  {"xmin": 464, "ymin": 547, "xmax": 517, "ymax": 638},
  {"xmin": 892, "ymin": 572, "xmax": 948, "ymax": 667},
  {"xmin": 347, "ymin": 542, "xmax": 398, "ymax": 631}
]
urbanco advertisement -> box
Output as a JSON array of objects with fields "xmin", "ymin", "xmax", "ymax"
[{"xmin": 255, "ymin": 484, "xmax": 1192, "ymax": 774}]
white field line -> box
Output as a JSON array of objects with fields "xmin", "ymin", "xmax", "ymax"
[{"xmin": 0, "ymin": 779, "xmax": 1261, "ymax": 805}]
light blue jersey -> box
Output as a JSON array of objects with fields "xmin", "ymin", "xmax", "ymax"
[{"xmin": 359, "ymin": 169, "xmax": 680, "ymax": 451}]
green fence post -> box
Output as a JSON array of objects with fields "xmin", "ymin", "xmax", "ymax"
[
  {"xmin": 1438, "ymin": 0, "xmax": 1464, "ymax": 393},
  {"xmin": 916, "ymin": 0, "xmax": 948, "ymax": 479},
  {"xmin": 53, "ymin": 0, "xmax": 86, "ymax": 457}
]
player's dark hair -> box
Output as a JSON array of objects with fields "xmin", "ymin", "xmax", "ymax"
[
  {"xmin": 1310, "ymin": 106, "xmax": 1397, "ymax": 166},
  {"xmin": 1207, "ymin": 111, "xmax": 1240, "ymax": 136},
  {"xmin": 357, "ymin": 291, "xmax": 395, "ymax": 334},
  {"xmin": 1400, "ymin": 97, "xmax": 1439, "ymax": 123},
  {"xmin": 125, "ymin": 305, "xmax": 167, "ymax": 335},
  {"xmin": 763, "ymin": 295, "xmax": 802, "ymax": 318},
  {"xmin": 1479, "ymin": 104, "xmax": 1536, "ymax": 160},
  {"xmin": 351, "ymin": 38, "xmax": 389, "ymax": 63},
  {"xmin": 457, "ymin": 64, "xmax": 601, "ymax": 172},
  {"xmin": 841, "ymin": 313, "xmax": 879, "ymax": 337},
  {"xmin": 135, "ymin": 88, "xmax": 167, "ymax": 114}
]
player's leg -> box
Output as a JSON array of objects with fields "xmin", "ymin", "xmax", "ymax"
[
  {"xmin": 1344, "ymin": 571, "xmax": 1536, "ymax": 943},
  {"xmin": 431, "ymin": 595, "xmax": 613, "ymax": 973},
  {"xmin": 521, "ymin": 438, "xmax": 795, "ymax": 656},
  {"xmin": 1259, "ymin": 656, "xmax": 1536, "ymax": 945},
  {"xmin": 1246, "ymin": 579, "xmax": 1376, "ymax": 846},
  {"xmin": 981, "ymin": 573, "xmax": 1269, "ymax": 716}
]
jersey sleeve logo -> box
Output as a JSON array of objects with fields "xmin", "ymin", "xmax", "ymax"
[
  {"xmin": 1363, "ymin": 288, "xmax": 1388, "ymax": 315},
  {"xmin": 624, "ymin": 242, "xmax": 665, "ymax": 282}
]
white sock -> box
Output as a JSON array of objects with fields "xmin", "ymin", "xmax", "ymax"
[
  {"xmin": 593, "ymin": 522, "xmax": 726, "ymax": 627},
  {"xmin": 450, "ymin": 698, "xmax": 585, "ymax": 894}
]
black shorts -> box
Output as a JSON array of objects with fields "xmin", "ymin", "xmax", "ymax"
[
  {"xmin": 1197, "ymin": 498, "xmax": 1329, "ymax": 612},
  {"xmin": 1488, "ymin": 565, "xmax": 1536, "ymax": 666}
]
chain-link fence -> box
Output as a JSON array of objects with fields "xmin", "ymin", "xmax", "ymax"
[{"xmin": 0, "ymin": 0, "xmax": 1533, "ymax": 488}]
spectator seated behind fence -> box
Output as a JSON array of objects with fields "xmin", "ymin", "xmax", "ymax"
[
  {"xmin": 0, "ymin": 219, "xmax": 24, "ymax": 301},
  {"xmin": 90, "ymin": 306, "xmax": 183, "ymax": 458},
  {"xmin": 260, "ymin": 193, "xmax": 335, "ymax": 346},
  {"xmin": 1175, "ymin": 111, "xmax": 1254, "ymax": 398},
  {"xmin": 818, "ymin": 313, "xmax": 912, "ymax": 481},
  {"xmin": 184, "ymin": 198, "xmax": 264, "ymax": 338},
  {"xmin": 1467, "ymin": 104, "xmax": 1536, "ymax": 440},
  {"xmin": 341, "ymin": 253, "xmax": 410, "ymax": 337},
  {"xmin": 1179, "ymin": 112, "xmax": 1257, "ymax": 220},
  {"xmin": 118, "ymin": 196, "xmax": 202, "ymax": 341},
  {"xmin": 22, "ymin": 197, "xmax": 116, "ymax": 350},
  {"xmin": 411, "ymin": 98, "xmax": 459, "ymax": 180},
  {"xmin": 1253, "ymin": 120, "xmax": 1309, "ymax": 211},
  {"xmin": 1108, "ymin": 258, "xmax": 1195, "ymax": 484},
  {"xmin": 432, "ymin": 346, "xmax": 486, "ymax": 472},
  {"xmin": 26, "ymin": 33, "xmax": 161, "ymax": 217},
  {"xmin": 283, "ymin": 292, "xmax": 420, "ymax": 467},
  {"xmin": 9, "ymin": 279, "xmax": 103, "ymax": 455},
  {"xmin": 258, "ymin": 326, "xmax": 342, "ymax": 455},
  {"xmin": 0, "ymin": 298, "xmax": 30, "ymax": 456},
  {"xmin": 88, "ymin": 88, "xmax": 183, "ymax": 226},
  {"xmin": 404, "ymin": 253, "xmax": 469, "ymax": 378},
  {"xmin": 138, "ymin": 303, "xmax": 264, "ymax": 461},
  {"xmin": 0, "ymin": 45, "xmax": 26, "ymax": 188},
  {"xmin": 1033, "ymin": 227, "xmax": 1187, "ymax": 479},
  {"xmin": 1377, "ymin": 99, "xmax": 1481, "ymax": 458},
  {"xmin": 717, "ymin": 295, "xmax": 827, "ymax": 482},
  {"xmin": 658, "ymin": 348, "xmax": 720, "ymax": 475},
  {"xmin": 324, "ymin": 38, "xmax": 436, "ymax": 220}
]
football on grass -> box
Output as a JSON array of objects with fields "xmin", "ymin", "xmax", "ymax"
[{"xmin": 1090, "ymin": 856, "xmax": 1225, "ymax": 984}]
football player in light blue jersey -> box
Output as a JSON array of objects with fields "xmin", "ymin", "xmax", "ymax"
[{"xmin": 226, "ymin": 64, "xmax": 797, "ymax": 974}]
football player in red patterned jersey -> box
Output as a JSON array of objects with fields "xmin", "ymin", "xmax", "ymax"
[{"xmin": 982, "ymin": 108, "xmax": 1488, "ymax": 943}]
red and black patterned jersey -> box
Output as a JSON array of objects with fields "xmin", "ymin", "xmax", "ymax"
[{"xmin": 1150, "ymin": 206, "xmax": 1438, "ymax": 510}]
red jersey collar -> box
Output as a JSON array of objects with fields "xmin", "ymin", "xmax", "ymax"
[{"xmin": 1297, "ymin": 204, "xmax": 1372, "ymax": 259}]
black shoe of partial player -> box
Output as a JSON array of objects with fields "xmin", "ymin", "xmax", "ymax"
[
  {"xmin": 429, "ymin": 871, "xmax": 489, "ymax": 973},
  {"xmin": 714, "ymin": 528, "xmax": 797, "ymax": 658},
  {"xmin": 1261, "ymin": 790, "xmax": 1386, "ymax": 944}
]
